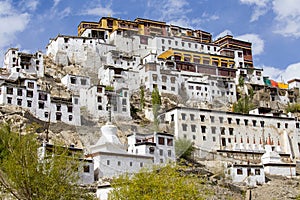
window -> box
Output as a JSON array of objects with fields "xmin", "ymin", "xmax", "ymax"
[
  {"xmin": 56, "ymin": 104, "xmax": 61, "ymax": 111},
  {"xmin": 167, "ymin": 138, "xmax": 173, "ymax": 146},
  {"xmin": 285, "ymin": 123, "xmax": 288, "ymax": 128},
  {"xmin": 220, "ymin": 127, "xmax": 225, "ymax": 135},
  {"xmin": 118, "ymin": 161, "xmax": 121, "ymax": 166},
  {"xmin": 236, "ymin": 118, "xmax": 240, "ymax": 125},
  {"xmin": 228, "ymin": 118, "xmax": 232, "ymax": 124},
  {"xmin": 168, "ymin": 150, "xmax": 172, "ymax": 157},
  {"xmin": 200, "ymin": 115, "xmax": 205, "ymax": 122},
  {"xmin": 277, "ymin": 123, "xmax": 281, "ymax": 128},
  {"xmin": 7, "ymin": 87, "xmax": 13, "ymax": 95},
  {"xmin": 17, "ymin": 99, "xmax": 22, "ymax": 106},
  {"xmin": 17, "ymin": 89, "xmax": 22, "ymax": 96},
  {"xmin": 193, "ymin": 135, "xmax": 196, "ymax": 140},
  {"xmin": 210, "ymin": 116, "xmax": 215, "ymax": 123},
  {"xmin": 170, "ymin": 77, "xmax": 176, "ymax": 83},
  {"xmin": 182, "ymin": 124, "xmax": 187, "ymax": 131},
  {"xmin": 201, "ymin": 126, "xmax": 206, "ymax": 133},
  {"xmin": 253, "ymin": 120, "xmax": 257, "ymax": 127},
  {"xmin": 191, "ymin": 125, "xmax": 196, "ymax": 132},
  {"xmin": 181, "ymin": 113, "xmax": 186, "ymax": 120},
  {"xmin": 140, "ymin": 162, "xmax": 143, "ymax": 167},
  {"xmin": 175, "ymin": 41, "xmax": 178, "ymax": 46},
  {"xmin": 38, "ymin": 102, "xmax": 44, "ymax": 109},
  {"xmin": 67, "ymin": 106, "xmax": 73, "ymax": 113},
  {"xmin": 211, "ymin": 127, "xmax": 216, "ymax": 134},
  {"xmin": 159, "ymin": 149, "xmax": 163, "ymax": 156},
  {"xmin": 229, "ymin": 128, "xmax": 234, "ymax": 135},
  {"xmin": 255, "ymin": 169, "xmax": 261, "ymax": 175},
  {"xmin": 70, "ymin": 77, "xmax": 76, "ymax": 84},
  {"xmin": 152, "ymin": 74, "xmax": 158, "ymax": 81},
  {"xmin": 27, "ymin": 82, "xmax": 34, "ymax": 89},
  {"xmin": 98, "ymin": 105, "xmax": 102, "ymax": 110},
  {"xmin": 26, "ymin": 90, "xmax": 33, "ymax": 98},
  {"xmin": 80, "ymin": 79, "xmax": 87, "ymax": 85},
  {"xmin": 237, "ymin": 168, "xmax": 243, "ymax": 175},
  {"xmin": 219, "ymin": 117, "xmax": 223, "ymax": 123},
  {"xmin": 44, "ymin": 112, "xmax": 49, "ymax": 118},
  {"xmin": 130, "ymin": 162, "xmax": 133, "ymax": 166},
  {"xmin": 97, "ymin": 96, "xmax": 102, "ymax": 103},
  {"xmin": 203, "ymin": 136, "xmax": 206, "ymax": 141},
  {"xmin": 149, "ymin": 147, "xmax": 155, "ymax": 154},
  {"xmin": 38, "ymin": 93, "xmax": 47, "ymax": 101},
  {"xmin": 260, "ymin": 121, "xmax": 265, "ymax": 127},
  {"xmin": 158, "ymin": 137, "xmax": 165, "ymax": 145},
  {"xmin": 7, "ymin": 97, "xmax": 12, "ymax": 104},
  {"xmin": 83, "ymin": 165, "xmax": 90, "ymax": 173},
  {"xmin": 296, "ymin": 123, "xmax": 299, "ymax": 128},
  {"xmin": 97, "ymin": 87, "xmax": 103, "ymax": 93},
  {"xmin": 69, "ymin": 115, "xmax": 73, "ymax": 121},
  {"xmin": 244, "ymin": 119, "xmax": 248, "ymax": 126},
  {"xmin": 107, "ymin": 160, "xmax": 110, "ymax": 165},
  {"xmin": 56, "ymin": 113, "xmax": 62, "ymax": 121},
  {"xmin": 190, "ymin": 114, "xmax": 195, "ymax": 121},
  {"xmin": 27, "ymin": 100, "xmax": 32, "ymax": 107},
  {"xmin": 74, "ymin": 98, "xmax": 79, "ymax": 104},
  {"xmin": 162, "ymin": 85, "xmax": 166, "ymax": 90}
]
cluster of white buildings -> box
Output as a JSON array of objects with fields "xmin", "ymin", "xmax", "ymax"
[{"xmin": 1, "ymin": 16, "xmax": 300, "ymax": 195}]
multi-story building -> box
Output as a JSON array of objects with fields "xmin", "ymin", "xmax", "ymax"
[
  {"xmin": 4, "ymin": 48, "xmax": 44, "ymax": 77},
  {"xmin": 159, "ymin": 107, "xmax": 300, "ymax": 160},
  {"xmin": 0, "ymin": 76, "xmax": 81, "ymax": 126},
  {"xmin": 87, "ymin": 122, "xmax": 175, "ymax": 179}
]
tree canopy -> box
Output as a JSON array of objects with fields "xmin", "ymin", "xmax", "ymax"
[
  {"xmin": 151, "ymin": 86, "xmax": 162, "ymax": 130},
  {"xmin": 0, "ymin": 123, "xmax": 95, "ymax": 200},
  {"xmin": 175, "ymin": 138, "xmax": 195, "ymax": 160},
  {"xmin": 109, "ymin": 165, "xmax": 213, "ymax": 200}
]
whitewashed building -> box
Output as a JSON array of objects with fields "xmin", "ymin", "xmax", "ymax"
[
  {"xmin": 127, "ymin": 132, "xmax": 176, "ymax": 164},
  {"xmin": 38, "ymin": 142, "xmax": 94, "ymax": 185},
  {"xmin": 159, "ymin": 107, "xmax": 300, "ymax": 159},
  {"xmin": 227, "ymin": 164, "xmax": 265, "ymax": 186},
  {"xmin": 88, "ymin": 123, "xmax": 152, "ymax": 179},
  {"xmin": 288, "ymin": 79, "xmax": 300, "ymax": 90},
  {"xmin": 3, "ymin": 48, "xmax": 44, "ymax": 77},
  {"xmin": 0, "ymin": 76, "xmax": 81, "ymax": 126}
]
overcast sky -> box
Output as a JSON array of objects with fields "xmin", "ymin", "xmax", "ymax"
[{"xmin": 1, "ymin": 0, "xmax": 300, "ymax": 82}]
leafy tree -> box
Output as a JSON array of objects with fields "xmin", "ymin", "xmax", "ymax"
[
  {"xmin": 238, "ymin": 75, "xmax": 244, "ymax": 87},
  {"xmin": 232, "ymin": 95, "xmax": 254, "ymax": 114},
  {"xmin": 286, "ymin": 103, "xmax": 300, "ymax": 113},
  {"xmin": 140, "ymin": 86, "xmax": 145, "ymax": 109},
  {"xmin": 175, "ymin": 138, "xmax": 195, "ymax": 160},
  {"xmin": 108, "ymin": 165, "xmax": 213, "ymax": 200},
  {"xmin": 0, "ymin": 123, "xmax": 95, "ymax": 200},
  {"xmin": 151, "ymin": 86, "xmax": 161, "ymax": 130}
]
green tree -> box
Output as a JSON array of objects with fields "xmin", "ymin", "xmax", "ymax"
[
  {"xmin": 140, "ymin": 86, "xmax": 145, "ymax": 109},
  {"xmin": 232, "ymin": 95, "xmax": 254, "ymax": 114},
  {"xmin": 175, "ymin": 138, "xmax": 195, "ymax": 160},
  {"xmin": 109, "ymin": 165, "xmax": 213, "ymax": 200},
  {"xmin": 286, "ymin": 103, "xmax": 300, "ymax": 113},
  {"xmin": 151, "ymin": 86, "xmax": 161, "ymax": 130},
  {"xmin": 0, "ymin": 123, "xmax": 95, "ymax": 200}
]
